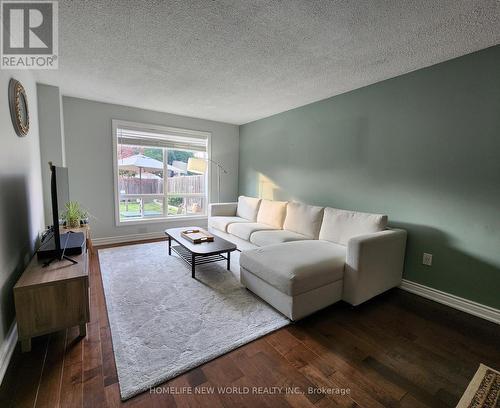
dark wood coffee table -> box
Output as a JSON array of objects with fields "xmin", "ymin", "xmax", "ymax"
[{"xmin": 165, "ymin": 227, "xmax": 237, "ymax": 278}]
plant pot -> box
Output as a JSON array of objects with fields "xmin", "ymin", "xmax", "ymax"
[{"xmin": 67, "ymin": 219, "xmax": 80, "ymax": 228}]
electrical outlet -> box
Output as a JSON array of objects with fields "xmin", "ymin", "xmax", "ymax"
[{"xmin": 422, "ymin": 253, "xmax": 433, "ymax": 266}]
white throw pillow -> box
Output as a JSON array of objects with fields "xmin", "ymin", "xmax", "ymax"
[
  {"xmin": 236, "ymin": 196, "xmax": 261, "ymax": 221},
  {"xmin": 319, "ymin": 207, "xmax": 388, "ymax": 245},
  {"xmin": 257, "ymin": 199, "xmax": 288, "ymax": 229},
  {"xmin": 283, "ymin": 201, "xmax": 324, "ymax": 239}
]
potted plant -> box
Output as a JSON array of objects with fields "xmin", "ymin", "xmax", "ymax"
[{"xmin": 61, "ymin": 201, "xmax": 88, "ymax": 228}]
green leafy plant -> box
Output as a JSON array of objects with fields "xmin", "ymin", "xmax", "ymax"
[{"xmin": 61, "ymin": 201, "xmax": 87, "ymax": 228}]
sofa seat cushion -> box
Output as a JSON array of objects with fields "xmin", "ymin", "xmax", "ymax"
[
  {"xmin": 249, "ymin": 230, "xmax": 311, "ymax": 247},
  {"xmin": 257, "ymin": 199, "xmax": 288, "ymax": 229},
  {"xmin": 240, "ymin": 241, "xmax": 345, "ymax": 296},
  {"xmin": 319, "ymin": 207, "xmax": 388, "ymax": 246},
  {"xmin": 209, "ymin": 216, "xmax": 248, "ymax": 233},
  {"xmin": 283, "ymin": 201, "xmax": 324, "ymax": 239},
  {"xmin": 227, "ymin": 222, "xmax": 277, "ymax": 241},
  {"xmin": 236, "ymin": 196, "xmax": 261, "ymax": 221}
]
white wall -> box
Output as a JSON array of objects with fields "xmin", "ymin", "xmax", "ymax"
[
  {"xmin": 62, "ymin": 96, "xmax": 239, "ymax": 240},
  {"xmin": 0, "ymin": 71, "xmax": 44, "ymax": 347}
]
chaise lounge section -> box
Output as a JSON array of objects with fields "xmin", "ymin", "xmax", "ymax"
[{"xmin": 208, "ymin": 196, "xmax": 407, "ymax": 320}]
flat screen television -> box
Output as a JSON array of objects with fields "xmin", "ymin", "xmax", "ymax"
[{"xmin": 37, "ymin": 164, "xmax": 85, "ymax": 264}]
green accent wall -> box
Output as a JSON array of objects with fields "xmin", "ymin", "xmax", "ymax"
[{"xmin": 239, "ymin": 45, "xmax": 500, "ymax": 309}]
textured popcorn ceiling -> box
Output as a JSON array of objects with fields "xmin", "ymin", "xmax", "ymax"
[{"xmin": 35, "ymin": 0, "xmax": 500, "ymax": 124}]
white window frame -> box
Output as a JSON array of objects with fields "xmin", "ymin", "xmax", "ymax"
[{"xmin": 112, "ymin": 119, "xmax": 211, "ymax": 226}]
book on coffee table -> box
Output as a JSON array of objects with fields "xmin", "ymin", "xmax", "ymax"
[{"xmin": 180, "ymin": 229, "xmax": 214, "ymax": 244}]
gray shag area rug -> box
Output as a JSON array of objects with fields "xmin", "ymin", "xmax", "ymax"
[{"xmin": 98, "ymin": 241, "xmax": 289, "ymax": 400}]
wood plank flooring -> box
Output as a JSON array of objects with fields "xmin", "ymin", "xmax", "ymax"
[{"xmin": 1, "ymin": 239, "xmax": 499, "ymax": 407}]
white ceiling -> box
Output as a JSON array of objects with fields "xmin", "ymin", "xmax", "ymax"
[{"xmin": 35, "ymin": 0, "xmax": 500, "ymax": 125}]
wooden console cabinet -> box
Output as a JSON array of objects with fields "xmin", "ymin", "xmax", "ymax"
[{"xmin": 14, "ymin": 227, "xmax": 90, "ymax": 352}]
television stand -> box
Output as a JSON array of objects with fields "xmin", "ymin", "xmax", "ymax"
[
  {"xmin": 42, "ymin": 230, "xmax": 81, "ymax": 266},
  {"xmin": 14, "ymin": 226, "xmax": 90, "ymax": 352},
  {"xmin": 43, "ymin": 254, "xmax": 78, "ymax": 267}
]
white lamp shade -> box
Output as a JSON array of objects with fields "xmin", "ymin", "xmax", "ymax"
[{"xmin": 187, "ymin": 157, "xmax": 207, "ymax": 174}]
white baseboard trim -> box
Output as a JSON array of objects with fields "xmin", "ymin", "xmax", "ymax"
[
  {"xmin": 92, "ymin": 231, "xmax": 166, "ymax": 247},
  {"xmin": 0, "ymin": 322, "xmax": 18, "ymax": 385},
  {"xmin": 400, "ymin": 279, "xmax": 500, "ymax": 325}
]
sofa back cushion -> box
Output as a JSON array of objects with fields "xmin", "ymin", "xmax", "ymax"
[
  {"xmin": 283, "ymin": 202, "xmax": 324, "ymax": 239},
  {"xmin": 236, "ymin": 196, "xmax": 261, "ymax": 221},
  {"xmin": 319, "ymin": 207, "xmax": 388, "ymax": 245},
  {"xmin": 257, "ymin": 199, "xmax": 288, "ymax": 229}
]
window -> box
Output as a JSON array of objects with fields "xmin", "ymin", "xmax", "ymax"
[{"xmin": 112, "ymin": 120, "xmax": 210, "ymax": 224}]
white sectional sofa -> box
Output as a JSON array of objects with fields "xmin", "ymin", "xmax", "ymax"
[{"xmin": 208, "ymin": 196, "xmax": 407, "ymax": 320}]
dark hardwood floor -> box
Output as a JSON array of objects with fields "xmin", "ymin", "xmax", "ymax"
[{"xmin": 1, "ymin": 240, "xmax": 499, "ymax": 407}]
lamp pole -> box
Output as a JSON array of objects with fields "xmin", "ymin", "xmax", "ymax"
[
  {"xmin": 207, "ymin": 158, "xmax": 227, "ymax": 203},
  {"xmin": 187, "ymin": 157, "xmax": 228, "ymax": 203}
]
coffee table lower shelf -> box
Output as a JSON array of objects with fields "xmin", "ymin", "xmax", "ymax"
[{"xmin": 170, "ymin": 244, "xmax": 231, "ymax": 278}]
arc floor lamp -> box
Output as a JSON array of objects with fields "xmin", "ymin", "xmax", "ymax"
[{"xmin": 187, "ymin": 157, "xmax": 228, "ymax": 203}]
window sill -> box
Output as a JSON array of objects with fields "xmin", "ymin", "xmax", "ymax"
[{"xmin": 116, "ymin": 215, "xmax": 208, "ymax": 227}]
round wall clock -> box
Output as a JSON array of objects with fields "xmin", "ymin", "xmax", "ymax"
[{"xmin": 9, "ymin": 78, "xmax": 30, "ymax": 137}]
